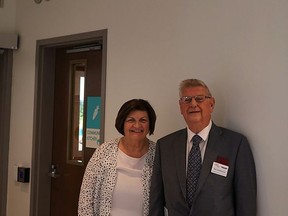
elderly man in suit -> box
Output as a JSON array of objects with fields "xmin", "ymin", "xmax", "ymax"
[{"xmin": 149, "ymin": 79, "xmax": 257, "ymax": 216}]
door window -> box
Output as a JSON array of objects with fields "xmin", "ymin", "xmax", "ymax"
[{"xmin": 68, "ymin": 60, "xmax": 86, "ymax": 164}]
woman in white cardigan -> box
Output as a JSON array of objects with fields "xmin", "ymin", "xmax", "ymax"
[{"xmin": 78, "ymin": 99, "xmax": 157, "ymax": 216}]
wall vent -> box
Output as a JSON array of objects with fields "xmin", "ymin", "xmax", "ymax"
[{"xmin": 0, "ymin": 33, "xmax": 18, "ymax": 50}]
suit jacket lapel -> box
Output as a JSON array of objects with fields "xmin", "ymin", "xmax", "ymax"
[
  {"xmin": 195, "ymin": 123, "xmax": 223, "ymax": 198},
  {"xmin": 174, "ymin": 129, "xmax": 188, "ymax": 198}
]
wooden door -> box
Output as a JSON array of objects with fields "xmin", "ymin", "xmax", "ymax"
[{"xmin": 50, "ymin": 46, "xmax": 102, "ymax": 216}]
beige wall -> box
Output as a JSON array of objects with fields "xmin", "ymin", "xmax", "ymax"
[
  {"xmin": 4, "ymin": 0, "xmax": 288, "ymax": 215},
  {"xmin": 0, "ymin": 0, "xmax": 16, "ymax": 32}
]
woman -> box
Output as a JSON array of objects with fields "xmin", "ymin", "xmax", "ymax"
[{"xmin": 78, "ymin": 99, "xmax": 157, "ymax": 216}]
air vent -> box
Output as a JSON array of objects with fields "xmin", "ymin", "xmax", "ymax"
[
  {"xmin": 66, "ymin": 44, "xmax": 102, "ymax": 54},
  {"xmin": 0, "ymin": 33, "xmax": 18, "ymax": 50}
]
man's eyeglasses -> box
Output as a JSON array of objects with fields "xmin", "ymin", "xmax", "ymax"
[{"xmin": 179, "ymin": 95, "xmax": 211, "ymax": 104}]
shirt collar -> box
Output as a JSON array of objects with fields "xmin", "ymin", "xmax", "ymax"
[{"xmin": 187, "ymin": 120, "xmax": 212, "ymax": 143}]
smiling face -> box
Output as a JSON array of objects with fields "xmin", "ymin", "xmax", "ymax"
[
  {"xmin": 179, "ymin": 86, "xmax": 215, "ymax": 133},
  {"xmin": 123, "ymin": 110, "xmax": 150, "ymax": 140}
]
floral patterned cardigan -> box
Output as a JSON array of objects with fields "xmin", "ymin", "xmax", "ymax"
[{"xmin": 78, "ymin": 138, "xmax": 156, "ymax": 216}]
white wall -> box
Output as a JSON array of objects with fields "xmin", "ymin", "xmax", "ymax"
[{"xmin": 6, "ymin": 0, "xmax": 288, "ymax": 215}]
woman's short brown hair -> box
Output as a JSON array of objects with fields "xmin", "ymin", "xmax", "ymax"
[{"xmin": 115, "ymin": 99, "xmax": 156, "ymax": 136}]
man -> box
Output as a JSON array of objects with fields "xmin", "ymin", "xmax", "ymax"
[{"xmin": 149, "ymin": 79, "xmax": 257, "ymax": 216}]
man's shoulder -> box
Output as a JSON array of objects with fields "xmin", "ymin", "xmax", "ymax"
[
  {"xmin": 214, "ymin": 124, "xmax": 247, "ymax": 138},
  {"xmin": 211, "ymin": 123, "xmax": 249, "ymax": 146}
]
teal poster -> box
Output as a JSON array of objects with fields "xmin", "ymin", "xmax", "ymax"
[{"xmin": 86, "ymin": 96, "xmax": 101, "ymax": 148}]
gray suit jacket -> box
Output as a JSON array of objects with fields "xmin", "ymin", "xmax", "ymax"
[{"xmin": 149, "ymin": 123, "xmax": 257, "ymax": 216}]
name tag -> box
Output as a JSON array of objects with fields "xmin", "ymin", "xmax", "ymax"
[{"xmin": 211, "ymin": 162, "xmax": 229, "ymax": 177}]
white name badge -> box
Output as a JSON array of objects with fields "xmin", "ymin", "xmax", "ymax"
[{"xmin": 211, "ymin": 162, "xmax": 229, "ymax": 177}]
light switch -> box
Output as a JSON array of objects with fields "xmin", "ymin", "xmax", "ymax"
[{"xmin": 17, "ymin": 167, "xmax": 30, "ymax": 183}]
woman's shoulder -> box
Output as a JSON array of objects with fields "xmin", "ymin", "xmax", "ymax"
[
  {"xmin": 148, "ymin": 139, "xmax": 156, "ymax": 149},
  {"xmin": 90, "ymin": 138, "xmax": 120, "ymax": 159},
  {"xmin": 147, "ymin": 139, "xmax": 156, "ymax": 156},
  {"xmin": 148, "ymin": 139, "xmax": 156, "ymax": 145},
  {"xmin": 100, "ymin": 138, "xmax": 119, "ymax": 147}
]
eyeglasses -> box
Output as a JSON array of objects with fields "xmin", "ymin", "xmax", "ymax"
[{"xmin": 179, "ymin": 95, "xmax": 211, "ymax": 104}]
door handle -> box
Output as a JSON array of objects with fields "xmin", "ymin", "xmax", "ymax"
[{"xmin": 49, "ymin": 164, "xmax": 60, "ymax": 178}]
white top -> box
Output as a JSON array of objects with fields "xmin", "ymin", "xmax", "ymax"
[{"xmin": 110, "ymin": 148, "xmax": 147, "ymax": 216}]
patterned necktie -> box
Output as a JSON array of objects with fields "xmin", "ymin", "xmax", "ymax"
[{"xmin": 186, "ymin": 134, "xmax": 202, "ymax": 208}]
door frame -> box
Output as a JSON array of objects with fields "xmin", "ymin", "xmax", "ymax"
[
  {"xmin": 0, "ymin": 49, "xmax": 13, "ymax": 216},
  {"xmin": 30, "ymin": 30, "xmax": 107, "ymax": 216}
]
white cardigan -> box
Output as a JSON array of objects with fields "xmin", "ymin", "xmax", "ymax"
[{"xmin": 78, "ymin": 138, "xmax": 156, "ymax": 216}]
